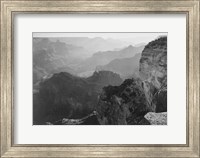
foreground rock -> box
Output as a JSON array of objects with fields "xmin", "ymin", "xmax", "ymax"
[
  {"xmin": 144, "ymin": 112, "xmax": 167, "ymax": 125},
  {"xmin": 96, "ymin": 78, "xmax": 151, "ymax": 125}
]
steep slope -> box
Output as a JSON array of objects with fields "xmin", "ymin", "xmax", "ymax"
[
  {"xmin": 139, "ymin": 36, "xmax": 167, "ymax": 112},
  {"xmin": 96, "ymin": 53, "xmax": 141, "ymax": 77},
  {"xmin": 33, "ymin": 71, "xmax": 122, "ymax": 124}
]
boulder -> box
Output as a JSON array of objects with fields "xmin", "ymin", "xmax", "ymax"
[{"xmin": 144, "ymin": 112, "xmax": 167, "ymax": 125}]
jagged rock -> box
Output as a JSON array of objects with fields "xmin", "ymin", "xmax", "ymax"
[
  {"xmin": 96, "ymin": 78, "xmax": 151, "ymax": 125},
  {"xmin": 144, "ymin": 112, "xmax": 167, "ymax": 125}
]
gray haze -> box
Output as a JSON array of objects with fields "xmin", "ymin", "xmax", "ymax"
[
  {"xmin": 33, "ymin": 33, "xmax": 167, "ymax": 82},
  {"xmin": 33, "ymin": 32, "xmax": 167, "ymax": 41}
]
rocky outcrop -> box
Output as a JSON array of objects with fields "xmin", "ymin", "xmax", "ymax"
[
  {"xmin": 96, "ymin": 78, "xmax": 150, "ymax": 125},
  {"xmin": 144, "ymin": 112, "xmax": 167, "ymax": 125},
  {"xmin": 139, "ymin": 36, "xmax": 167, "ymax": 112}
]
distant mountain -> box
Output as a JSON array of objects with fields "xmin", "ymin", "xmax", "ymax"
[
  {"xmin": 33, "ymin": 38, "xmax": 89, "ymax": 83},
  {"xmin": 86, "ymin": 71, "xmax": 123, "ymax": 92},
  {"xmin": 76, "ymin": 45, "xmax": 145, "ymax": 75},
  {"xmin": 33, "ymin": 65, "xmax": 48, "ymax": 84},
  {"xmin": 33, "ymin": 38, "xmax": 89, "ymax": 60},
  {"xmin": 33, "ymin": 38, "xmax": 145, "ymax": 81},
  {"xmin": 50, "ymin": 37, "xmax": 134, "ymax": 55},
  {"xmin": 134, "ymin": 42, "xmax": 147, "ymax": 47},
  {"xmin": 33, "ymin": 48, "xmax": 70, "ymax": 83},
  {"xmin": 96, "ymin": 53, "xmax": 141, "ymax": 77},
  {"xmin": 33, "ymin": 71, "xmax": 123, "ymax": 124}
]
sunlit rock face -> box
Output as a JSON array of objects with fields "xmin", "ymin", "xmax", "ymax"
[
  {"xmin": 139, "ymin": 36, "xmax": 167, "ymax": 84},
  {"xmin": 144, "ymin": 112, "xmax": 167, "ymax": 125},
  {"xmin": 139, "ymin": 36, "xmax": 167, "ymax": 113}
]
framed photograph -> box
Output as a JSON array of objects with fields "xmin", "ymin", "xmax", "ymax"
[{"xmin": 0, "ymin": 0, "xmax": 199, "ymax": 157}]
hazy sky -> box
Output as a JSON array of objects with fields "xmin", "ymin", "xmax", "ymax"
[{"xmin": 33, "ymin": 32, "xmax": 167, "ymax": 45}]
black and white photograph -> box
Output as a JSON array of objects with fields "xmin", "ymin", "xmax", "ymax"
[{"xmin": 33, "ymin": 33, "xmax": 167, "ymax": 125}]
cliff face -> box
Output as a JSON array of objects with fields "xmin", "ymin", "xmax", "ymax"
[
  {"xmin": 139, "ymin": 36, "xmax": 167, "ymax": 88},
  {"xmin": 139, "ymin": 36, "xmax": 167, "ymax": 112}
]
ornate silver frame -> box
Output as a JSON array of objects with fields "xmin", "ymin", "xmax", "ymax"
[{"xmin": 1, "ymin": 0, "xmax": 199, "ymax": 157}]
